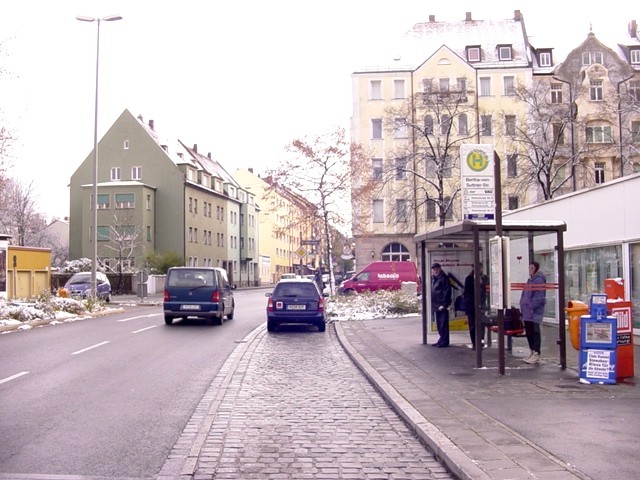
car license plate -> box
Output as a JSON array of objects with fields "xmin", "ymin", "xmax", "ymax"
[
  {"xmin": 180, "ymin": 304, "xmax": 201, "ymax": 311},
  {"xmin": 287, "ymin": 304, "xmax": 306, "ymax": 310}
]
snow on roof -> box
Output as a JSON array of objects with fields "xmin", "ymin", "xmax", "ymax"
[{"xmin": 355, "ymin": 12, "xmax": 530, "ymax": 72}]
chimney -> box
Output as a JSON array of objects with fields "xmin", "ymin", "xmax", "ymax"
[
  {"xmin": 161, "ymin": 145, "xmax": 168, "ymax": 152},
  {"xmin": 629, "ymin": 20, "xmax": 638, "ymax": 38},
  {"xmin": 193, "ymin": 144, "xmax": 198, "ymax": 153},
  {"xmin": 248, "ymin": 168, "xmax": 254, "ymax": 174},
  {"xmin": 207, "ymin": 152, "xmax": 211, "ymax": 159},
  {"xmin": 514, "ymin": 10, "xmax": 521, "ymax": 21},
  {"xmin": 137, "ymin": 114, "xmax": 143, "ymax": 122},
  {"xmin": 465, "ymin": 12, "xmax": 472, "ymax": 21},
  {"xmin": 429, "ymin": 15, "xmax": 435, "ymax": 22},
  {"xmin": 149, "ymin": 119, "xmax": 154, "ymax": 131}
]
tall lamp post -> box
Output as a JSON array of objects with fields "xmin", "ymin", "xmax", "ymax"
[{"xmin": 76, "ymin": 14, "xmax": 122, "ymax": 297}]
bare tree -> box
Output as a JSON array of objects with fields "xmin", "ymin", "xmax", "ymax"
[
  {"xmin": 102, "ymin": 211, "xmax": 142, "ymax": 292},
  {"xmin": 265, "ymin": 127, "xmax": 352, "ymax": 293},
  {"xmin": 362, "ymin": 77, "xmax": 477, "ymax": 228},
  {"xmin": 0, "ymin": 178, "xmax": 48, "ymax": 246}
]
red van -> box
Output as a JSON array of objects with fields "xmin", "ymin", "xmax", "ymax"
[{"xmin": 337, "ymin": 261, "xmax": 420, "ymax": 294}]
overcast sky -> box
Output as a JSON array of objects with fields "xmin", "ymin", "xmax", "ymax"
[{"xmin": 0, "ymin": 0, "xmax": 635, "ymax": 220}]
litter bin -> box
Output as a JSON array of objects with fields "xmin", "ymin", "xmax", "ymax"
[{"xmin": 566, "ymin": 300, "xmax": 589, "ymax": 350}]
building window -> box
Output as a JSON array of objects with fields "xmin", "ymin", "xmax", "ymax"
[
  {"xmin": 382, "ymin": 243, "xmax": 411, "ymax": 262},
  {"xmin": 372, "ymin": 199, "xmax": 384, "ymax": 223},
  {"xmin": 458, "ymin": 114, "xmax": 468, "ymax": 135},
  {"xmin": 370, "ymin": 80, "xmax": 382, "ymax": 100},
  {"xmin": 505, "ymin": 115, "xmax": 516, "ymax": 135},
  {"xmin": 551, "ymin": 83, "xmax": 563, "ymax": 104},
  {"xmin": 539, "ymin": 51, "xmax": 552, "ymax": 67},
  {"xmin": 115, "ymin": 193, "xmax": 134, "ymax": 209},
  {"xmin": 393, "ymin": 79, "xmax": 405, "ymax": 99},
  {"xmin": 503, "ymin": 76, "xmax": 515, "ymax": 96},
  {"xmin": 590, "ymin": 80, "xmax": 603, "ymax": 101},
  {"xmin": 131, "ymin": 166, "xmax": 141, "ymax": 180},
  {"xmin": 395, "ymin": 199, "xmax": 409, "ymax": 223},
  {"xmin": 586, "ymin": 125, "xmax": 613, "ymax": 143},
  {"xmin": 632, "ymin": 121, "xmax": 640, "ymax": 143},
  {"xmin": 480, "ymin": 115, "xmax": 492, "ymax": 136},
  {"xmin": 123, "ymin": 139, "xmax": 129, "ymax": 150},
  {"xmin": 393, "ymin": 117, "xmax": 407, "ymax": 139},
  {"xmin": 146, "ymin": 226, "xmax": 151, "ymax": 242},
  {"xmin": 479, "ymin": 77, "xmax": 492, "ymax": 96},
  {"xmin": 395, "ymin": 157, "xmax": 407, "ymax": 180},
  {"xmin": 508, "ymin": 196, "xmax": 519, "ymax": 210},
  {"xmin": 582, "ymin": 52, "xmax": 591, "ymax": 66},
  {"xmin": 595, "ymin": 162, "xmax": 605, "ymax": 184},
  {"xmin": 423, "ymin": 78, "xmax": 434, "ymax": 93},
  {"xmin": 444, "ymin": 196, "xmax": 453, "ymax": 220},
  {"xmin": 146, "ymin": 194, "xmax": 151, "ymax": 210},
  {"xmin": 424, "ymin": 115, "xmax": 434, "ymax": 134},
  {"xmin": 631, "ymin": 49, "xmax": 640, "ymax": 65},
  {"xmin": 553, "ymin": 123, "xmax": 565, "ymax": 145},
  {"xmin": 97, "ymin": 194, "xmax": 110, "ymax": 209},
  {"xmin": 507, "ymin": 154, "xmax": 518, "ymax": 177},
  {"xmin": 439, "ymin": 78, "xmax": 450, "ymax": 92},
  {"xmin": 593, "ymin": 52, "xmax": 603, "ymax": 64},
  {"xmin": 466, "ymin": 46, "xmax": 481, "ymax": 62},
  {"xmin": 426, "ymin": 199, "xmax": 436, "ymax": 220},
  {"xmin": 110, "ymin": 167, "xmax": 121, "ymax": 181},
  {"xmin": 372, "ymin": 118, "xmax": 382, "ymax": 139},
  {"xmin": 97, "ymin": 226, "xmax": 110, "ymax": 242},
  {"xmin": 440, "ymin": 114, "xmax": 451, "ymax": 135},
  {"xmin": 628, "ymin": 81, "xmax": 640, "ymax": 103},
  {"xmin": 498, "ymin": 45, "xmax": 512, "ymax": 61},
  {"xmin": 372, "ymin": 158, "xmax": 383, "ymax": 180}
]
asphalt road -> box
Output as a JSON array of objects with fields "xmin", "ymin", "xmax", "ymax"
[{"xmin": 0, "ymin": 289, "xmax": 268, "ymax": 479}]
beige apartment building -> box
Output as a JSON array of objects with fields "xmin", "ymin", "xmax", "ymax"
[
  {"xmin": 350, "ymin": 11, "xmax": 640, "ymax": 271},
  {"xmin": 234, "ymin": 168, "xmax": 322, "ymax": 283}
]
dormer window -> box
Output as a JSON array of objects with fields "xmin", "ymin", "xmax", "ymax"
[
  {"xmin": 538, "ymin": 50, "xmax": 552, "ymax": 67},
  {"xmin": 466, "ymin": 46, "xmax": 481, "ymax": 62},
  {"xmin": 498, "ymin": 45, "xmax": 512, "ymax": 61},
  {"xmin": 630, "ymin": 48, "xmax": 640, "ymax": 65}
]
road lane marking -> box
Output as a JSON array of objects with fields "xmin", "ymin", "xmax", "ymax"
[
  {"xmin": 0, "ymin": 371, "xmax": 29, "ymax": 385},
  {"xmin": 132, "ymin": 325, "xmax": 157, "ymax": 334},
  {"xmin": 72, "ymin": 341, "xmax": 110, "ymax": 355},
  {"xmin": 117, "ymin": 313, "xmax": 160, "ymax": 323}
]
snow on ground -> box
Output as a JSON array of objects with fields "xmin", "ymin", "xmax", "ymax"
[{"xmin": 0, "ymin": 289, "xmax": 421, "ymax": 333}]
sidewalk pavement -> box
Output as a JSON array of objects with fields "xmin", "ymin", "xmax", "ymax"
[
  {"xmin": 120, "ymin": 293, "xmax": 639, "ymax": 479},
  {"xmin": 335, "ymin": 317, "xmax": 640, "ymax": 480}
]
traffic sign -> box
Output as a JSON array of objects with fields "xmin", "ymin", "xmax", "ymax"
[{"xmin": 294, "ymin": 246, "xmax": 307, "ymax": 258}]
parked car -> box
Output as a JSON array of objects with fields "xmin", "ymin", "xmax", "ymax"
[
  {"xmin": 265, "ymin": 278, "xmax": 327, "ymax": 332},
  {"xmin": 280, "ymin": 273, "xmax": 298, "ymax": 280},
  {"xmin": 63, "ymin": 272, "xmax": 111, "ymax": 301},
  {"xmin": 337, "ymin": 261, "xmax": 420, "ymax": 295},
  {"xmin": 163, "ymin": 267, "xmax": 235, "ymax": 326}
]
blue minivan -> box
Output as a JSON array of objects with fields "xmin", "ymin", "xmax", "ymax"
[{"xmin": 163, "ymin": 267, "xmax": 235, "ymax": 326}]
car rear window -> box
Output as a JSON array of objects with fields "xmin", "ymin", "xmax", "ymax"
[
  {"xmin": 274, "ymin": 282, "xmax": 319, "ymax": 297},
  {"xmin": 168, "ymin": 269, "xmax": 216, "ymax": 288}
]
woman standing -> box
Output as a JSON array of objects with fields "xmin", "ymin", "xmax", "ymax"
[{"xmin": 519, "ymin": 261, "xmax": 547, "ymax": 364}]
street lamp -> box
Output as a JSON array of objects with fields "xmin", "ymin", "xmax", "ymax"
[{"xmin": 76, "ymin": 14, "xmax": 122, "ymax": 298}]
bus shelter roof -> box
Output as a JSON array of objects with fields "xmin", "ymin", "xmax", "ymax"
[{"xmin": 414, "ymin": 219, "xmax": 567, "ymax": 244}]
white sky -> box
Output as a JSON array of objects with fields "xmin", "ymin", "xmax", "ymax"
[{"xmin": 0, "ymin": 0, "xmax": 635, "ymax": 220}]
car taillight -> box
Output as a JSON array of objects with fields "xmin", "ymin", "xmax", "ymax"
[
  {"xmin": 266, "ymin": 297, "xmax": 274, "ymax": 312},
  {"xmin": 163, "ymin": 290, "xmax": 169, "ymax": 301},
  {"xmin": 212, "ymin": 290, "xmax": 220, "ymax": 303},
  {"xmin": 318, "ymin": 297, "xmax": 324, "ymax": 312}
]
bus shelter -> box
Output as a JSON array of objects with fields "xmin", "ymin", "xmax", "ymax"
[{"xmin": 414, "ymin": 219, "xmax": 567, "ymax": 373}]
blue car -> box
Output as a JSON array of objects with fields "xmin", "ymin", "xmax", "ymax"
[
  {"xmin": 63, "ymin": 272, "xmax": 111, "ymax": 301},
  {"xmin": 265, "ymin": 278, "xmax": 327, "ymax": 332}
]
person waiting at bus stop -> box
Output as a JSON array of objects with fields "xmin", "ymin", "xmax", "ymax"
[
  {"xmin": 463, "ymin": 263, "xmax": 488, "ymax": 350},
  {"xmin": 431, "ymin": 263, "xmax": 452, "ymax": 347},
  {"xmin": 519, "ymin": 261, "xmax": 547, "ymax": 364}
]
